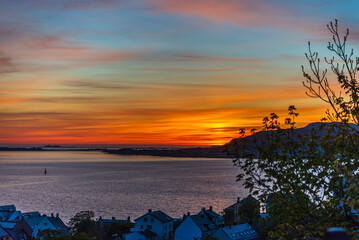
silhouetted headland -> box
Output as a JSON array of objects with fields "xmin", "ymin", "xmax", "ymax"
[{"xmin": 104, "ymin": 146, "xmax": 229, "ymax": 158}]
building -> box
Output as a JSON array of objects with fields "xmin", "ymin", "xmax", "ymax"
[
  {"xmin": 212, "ymin": 223, "xmax": 260, "ymax": 240},
  {"xmin": 98, "ymin": 216, "xmax": 131, "ymax": 227},
  {"xmin": 175, "ymin": 207, "xmax": 224, "ymax": 240},
  {"xmin": 0, "ymin": 205, "xmax": 22, "ymax": 223},
  {"xmin": 0, "ymin": 206, "xmax": 16, "ymax": 212},
  {"xmin": 224, "ymin": 197, "xmax": 259, "ymax": 225},
  {"xmin": 125, "ymin": 230, "xmax": 156, "ymax": 240},
  {"xmin": 0, "ymin": 226, "xmax": 13, "ymax": 240},
  {"xmin": 48, "ymin": 213, "xmax": 71, "ymax": 235},
  {"xmin": 22, "ymin": 215, "xmax": 57, "ymax": 238},
  {"xmin": 22, "ymin": 213, "xmax": 70, "ymax": 238},
  {"xmin": 125, "ymin": 209, "xmax": 174, "ymax": 240}
]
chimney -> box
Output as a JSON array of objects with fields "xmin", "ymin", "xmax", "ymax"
[
  {"xmin": 201, "ymin": 207, "xmax": 205, "ymax": 212},
  {"xmin": 127, "ymin": 216, "xmax": 130, "ymax": 222},
  {"xmin": 209, "ymin": 206, "xmax": 213, "ymax": 211},
  {"xmin": 56, "ymin": 213, "xmax": 59, "ymax": 218},
  {"xmin": 51, "ymin": 213, "xmax": 54, "ymax": 217},
  {"xmin": 148, "ymin": 209, "xmax": 152, "ymax": 213},
  {"xmin": 99, "ymin": 216, "xmax": 102, "ymax": 220},
  {"xmin": 43, "ymin": 214, "xmax": 47, "ymax": 217},
  {"xmin": 112, "ymin": 217, "xmax": 115, "ymax": 220},
  {"xmin": 237, "ymin": 197, "xmax": 240, "ymax": 203},
  {"xmin": 187, "ymin": 212, "xmax": 190, "ymax": 216}
]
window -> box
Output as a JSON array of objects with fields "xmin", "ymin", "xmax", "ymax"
[
  {"xmin": 141, "ymin": 225, "xmax": 143, "ymax": 229},
  {"xmin": 150, "ymin": 218, "xmax": 154, "ymax": 222},
  {"xmin": 144, "ymin": 218, "xmax": 147, "ymax": 222},
  {"xmin": 147, "ymin": 225, "xmax": 152, "ymax": 230}
]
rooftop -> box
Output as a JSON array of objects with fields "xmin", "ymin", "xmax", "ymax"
[
  {"xmin": 220, "ymin": 223, "xmax": 259, "ymax": 240},
  {"xmin": 135, "ymin": 210, "xmax": 173, "ymax": 223}
]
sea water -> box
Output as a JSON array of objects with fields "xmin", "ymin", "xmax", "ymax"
[{"xmin": 0, "ymin": 151, "xmax": 245, "ymax": 223}]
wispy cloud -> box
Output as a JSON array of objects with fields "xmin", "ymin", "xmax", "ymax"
[
  {"xmin": 172, "ymin": 54, "xmax": 263, "ymax": 62},
  {"xmin": 137, "ymin": 67, "xmax": 237, "ymax": 72},
  {"xmin": 152, "ymin": 0, "xmax": 290, "ymax": 28},
  {"xmin": 0, "ymin": 53, "xmax": 17, "ymax": 73}
]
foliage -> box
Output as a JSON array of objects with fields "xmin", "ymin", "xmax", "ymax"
[
  {"xmin": 37, "ymin": 229, "xmax": 94, "ymax": 240},
  {"xmin": 69, "ymin": 211, "xmax": 96, "ymax": 236},
  {"xmin": 68, "ymin": 211, "xmax": 133, "ymax": 240},
  {"xmin": 101, "ymin": 222, "xmax": 134, "ymax": 239},
  {"xmin": 237, "ymin": 196, "xmax": 260, "ymax": 225},
  {"xmin": 223, "ymin": 196, "xmax": 260, "ymax": 225},
  {"xmin": 37, "ymin": 229, "xmax": 65, "ymax": 240},
  {"xmin": 223, "ymin": 208, "xmax": 235, "ymax": 225},
  {"xmin": 233, "ymin": 20, "xmax": 359, "ymax": 239}
]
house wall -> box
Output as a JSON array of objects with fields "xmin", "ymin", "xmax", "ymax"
[
  {"xmin": 133, "ymin": 214, "xmax": 173, "ymax": 239},
  {"xmin": 13, "ymin": 218, "xmax": 33, "ymax": 238},
  {"xmin": 175, "ymin": 217, "xmax": 202, "ymax": 240},
  {"xmin": 125, "ymin": 232, "xmax": 153, "ymax": 240},
  {"xmin": 33, "ymin": 218, "xmax": 56, "ymax": 238},
  {"xmin": 0, "ymin": 235, "xmax": 13, "ymax": 240},
  {"xmin": 0, "ymin": 236, "xmax": 13, "ymax": 240}
]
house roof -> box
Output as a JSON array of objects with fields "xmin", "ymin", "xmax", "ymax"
[
  {"xmin": 135, "ymin": 210, "xmax": 173, "ymax": 223},
  {"xmin": 23, "ymin": 215, "xmax": 48, "ymax": 229},
  {"xmin": 219, "ymin": 223, "xmax": 259, "ymax": 240},
  {"xmin": 8, "ymin": 211, "xmax": 22, "ymax": 222},
  {"xmin": 48, "ymin": 216, "xmax": 70, "ymax": 232},
  {"xmin": 225, "ymin": 197, "xmax": 258, "ymax": 212},
  {"xmin": 0, "ymin": 212, "xmax": 11, "ymax": 221},
  {"xmin": 0, "ymin": 226, "xmax": 9, "ymax": 237},
  {"xmin": 0, "ymin": 222, "xmax": 16, "ymax": 229},
  {"xmin": 6, "ymin": 229, "xmax": 19, "ymax": 240},
  {"xmin": 98, "ymin": 218, "xmax": 130, "ymax": 224},
  {"xmin": 190, "ymin": 209, "xmax": 224, "ymax": 233},
  {"xmin": 138, "ymin": 230, "xmax": 157, "ymax": 238},
  {"xmin": 149, "ymin": 211, "xmax": 173, "ymax": 223},
  {"xmin": 0, "ymin": 205, "xmax": 16, "ymax": 212},
  {"xmin": 23, "ymin": 212, "xmax": 40, "ymax": 217}
]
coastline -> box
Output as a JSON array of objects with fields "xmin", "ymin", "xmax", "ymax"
[{"xmin": 0, "ymin": 146, "xmax": 231, "ymax": 158}]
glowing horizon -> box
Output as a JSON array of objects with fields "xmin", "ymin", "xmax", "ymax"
[{"xmin": 1, "ymin": 0, "xmax": 358, "ymax": 146}]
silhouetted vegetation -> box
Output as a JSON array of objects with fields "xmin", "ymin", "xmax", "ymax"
[
  {"xmin": 67, "ymin": 211, "xmax": 133, "ymax": 240},
  {"xmin": 232, "ymin": 20, "xmax": 359, "ymax": 239}
]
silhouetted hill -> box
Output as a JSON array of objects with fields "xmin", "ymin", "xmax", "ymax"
[
  {"xmin": 226, "ymin": 122, "xmax": 359, "ymax": 157},
  {"xmin": 106, "ymin": 122, "xmax": 359, "ymax": 158}
]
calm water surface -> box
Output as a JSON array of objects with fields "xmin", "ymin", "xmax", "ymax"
[{"xmin": 0, "ymin": 151, "xmax": 246, "ymax": 223}]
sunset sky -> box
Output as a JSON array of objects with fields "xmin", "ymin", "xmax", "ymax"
[{"xmin": 1, "ymin": 0, "xmax": 359, "ymax": 146}]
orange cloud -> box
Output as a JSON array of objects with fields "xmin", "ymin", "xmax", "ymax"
[
  {"xmin": 153, "ymin": 0, "xmax": 289, "ymax": 27},
  {"xmin": 172, "ymin": 54, "xmax": 263, "ymax": 62},
  {"xmin": 151, "ymin": 0, "xmax": 331, "ymax": 37}
]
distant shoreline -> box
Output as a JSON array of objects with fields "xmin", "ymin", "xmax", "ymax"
[{"xmin": 0, "ymin": 146, "xmax": 230, "ymax": 158}]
